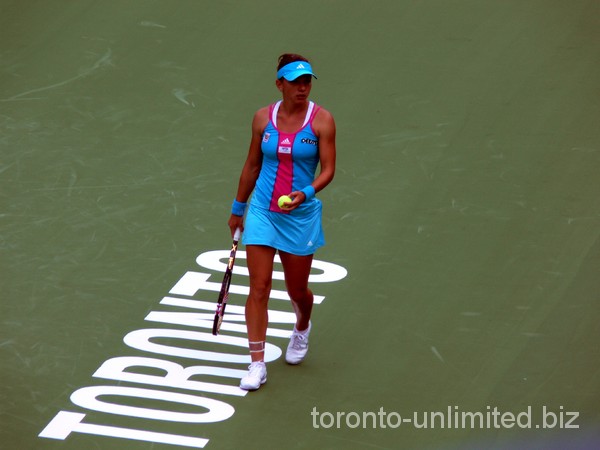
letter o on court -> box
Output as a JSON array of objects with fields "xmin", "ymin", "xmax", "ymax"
[
  {"xmin": 386, "ymin": 411, "xmax": 402, "ymax": 428},
  {"xmin": 319, "ymin": 412, "xmax": 335, "ymax": 429},
  {"xmin": 70, "ymin": 386, "xmax": 234, "ymax": 423},
  {"xmin": 345, "ymin": 412, "xmax": 361, "ymax": 429}
]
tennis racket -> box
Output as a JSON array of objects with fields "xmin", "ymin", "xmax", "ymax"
[{"xmin": 212, "ymin": 227, "xmax": 241, "ymax": 335}]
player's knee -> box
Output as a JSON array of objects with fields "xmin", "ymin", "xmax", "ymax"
[
  {"xmin": 287, "ymin": 286, "xmax": 312, "ymax": 303},
  {"xmin": 249, "ymin": 280, "xmax": 272, "ymax": 303}
]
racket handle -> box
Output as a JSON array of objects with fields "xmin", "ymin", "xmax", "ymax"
[{"xmin": 233, "ymin": 227, "xmax": 242, "ymax": 241}]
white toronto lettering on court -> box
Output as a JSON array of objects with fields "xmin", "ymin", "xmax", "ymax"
[{"xmin": 39, "ymin": 249, "xmax": 347, "ymax": 448}]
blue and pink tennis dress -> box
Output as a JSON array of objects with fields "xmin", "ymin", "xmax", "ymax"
[{"xmin": 243, "ymin": 100, "xmax": 325, "ymax": 255}]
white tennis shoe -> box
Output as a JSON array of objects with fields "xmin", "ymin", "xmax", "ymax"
[
  {"xmin": 286, "ymin": 321, "xmax": 311, "ymax": 365},
  {"xmin": 240, "ymin": 361, "xmax": 267, "ymax": 391}
]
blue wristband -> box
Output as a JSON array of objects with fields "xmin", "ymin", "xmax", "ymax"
[
  {"xmin": 231, "ymin": 199, "xmax": 247, "ymax": 216},
  {"xmin": 301, "ymin": 185, "xmax": 316, "ymax": 201}
]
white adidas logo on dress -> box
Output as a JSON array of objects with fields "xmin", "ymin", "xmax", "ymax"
[{"xmin": 278, "ymin": 137, "xmax": 292, "ymax": 154}]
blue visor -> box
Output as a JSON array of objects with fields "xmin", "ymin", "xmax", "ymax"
[{"xmin": 277, "ymin": 61, "xmax": 317, "ymax": 81}]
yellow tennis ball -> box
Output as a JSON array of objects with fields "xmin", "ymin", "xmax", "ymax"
[{"xmin": 278, "ymin": 195, "xmax": 292, "ymax": 209}]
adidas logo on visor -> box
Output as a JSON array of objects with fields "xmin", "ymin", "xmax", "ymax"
[{"xmin": 296, "ymin": 63, "xmax": 305, "ymax": 69}]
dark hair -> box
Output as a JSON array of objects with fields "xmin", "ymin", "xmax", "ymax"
[{"xmin": 277, "ymin": 53, "xmax": 310, "ymax": 71}]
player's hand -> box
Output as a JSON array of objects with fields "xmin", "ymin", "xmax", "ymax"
[
  {"xmin": 286, "ymin": 191, "xmax": 306, "ymax": 211},
  {"xmin": 228, "ymin": 214, "xmax": 244, "ymax": 237}
]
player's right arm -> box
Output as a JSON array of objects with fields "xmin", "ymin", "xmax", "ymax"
[{"xmin": 228, "ymin": 107, "xmax": 269, "ymax": 235}]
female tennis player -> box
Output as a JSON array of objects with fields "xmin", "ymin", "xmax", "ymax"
[{"xmin": 228, "ymin": 53, "xmax": 336, "ymax": 390}]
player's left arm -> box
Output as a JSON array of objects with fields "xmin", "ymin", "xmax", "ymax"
[{"xmin": 312, "ymin": 108, "xmax": 336, "ymax": 193}]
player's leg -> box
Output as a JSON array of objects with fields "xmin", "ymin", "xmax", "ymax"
[
  {"xmin": 279, "ymin": 251, "xmax": 314, "ymax": 331},
  {"xmin": 245, "ymin": 244, "xmax": 276, "ymax": 362},
  {"xmin": 279, "ymin": 251, "xmax": 314, "ymax": 364},
  {"xmin": 240, "ymin": 244, "xmax": 276, "ymax": 391}
]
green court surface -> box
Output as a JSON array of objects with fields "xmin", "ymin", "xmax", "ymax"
[{"xmin": 2, "ymin": 1, "xmax": 599, "ymax": 449}]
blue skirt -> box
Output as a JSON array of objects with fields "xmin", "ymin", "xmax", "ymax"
[{"xmin": 242, "ymin": 201, "xmax": 325, "ymax": 256}]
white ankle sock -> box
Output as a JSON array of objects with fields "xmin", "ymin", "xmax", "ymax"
[{"xmin": 294, "ymin": 322, "xmax": 311, "ymax": 336}]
